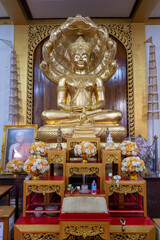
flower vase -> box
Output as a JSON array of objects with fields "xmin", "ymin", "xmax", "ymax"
[
  {"xmin": 80, "ymin": 154, "xmax": 88, "ymax": 163},
  {"xmin": 129, "ymin": 172, "xmax": 139, "ymax": 180},
  {"xmin": 31, "ymin": 172, "xmax": 40, "ymax": 180},
  {"xmin": 12, "ymin": 172, "xmax": 19, "ymax": 178}
]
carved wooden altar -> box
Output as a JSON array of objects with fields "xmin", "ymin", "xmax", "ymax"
[
  {"xmin": 104, "ymin": 176, "xmax": 147, "ymax": 217},
  {"xmin": 23, "ymin": 176, "xmax": 65, "ymax": 217},
  {"xmin": 14, "ymin": 143, "xmax": 156, "ymax": 240}
]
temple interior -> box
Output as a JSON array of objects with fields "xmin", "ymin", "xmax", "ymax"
[{"xmin": 0, "ymin": 0, "xmax": 160, "ymax": 239}]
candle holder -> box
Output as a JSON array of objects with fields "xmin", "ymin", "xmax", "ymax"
[{"xmin": 80, "ymin": 173, "xmax": 90, "ymax": 193}]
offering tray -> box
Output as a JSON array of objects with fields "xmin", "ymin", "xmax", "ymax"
[{"xmin": 79, "ymin": 189, "xmax": 90, "ymax": 194}]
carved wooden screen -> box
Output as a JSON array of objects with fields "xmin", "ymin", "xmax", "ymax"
[{"xmin": 33, "ymin": 36, "xmax": 127, "ymax": 132}]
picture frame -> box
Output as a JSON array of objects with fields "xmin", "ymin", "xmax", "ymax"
[{"xmin": 0, "ymin": 125, "xmax": 38, "ymax": 172}]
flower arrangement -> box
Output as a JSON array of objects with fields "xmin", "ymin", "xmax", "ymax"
[
  {"xmin": 124, "ymin": 136, "xmax": 153, "ymax": 167},
  {"xmin": 74, "ymin": 141, "xmax": 97, "ymax": 159},
  {"xmin": 121, "ymin": 157, "xmax": 146, "ymax": 174},
  {"xmin": 119, "ymin": 140, "xmax": 139, "ymax": 156},
  {"xmin": 6, "ymin": 159, "xmax": 24, "ymax": 173},
  {"xmin": 29, "ymin": 141, "xmax": 49, "ymax": 156},
  {"xmin": 23, "ymin": 155, "xmax": 49, "ymax": 176}
]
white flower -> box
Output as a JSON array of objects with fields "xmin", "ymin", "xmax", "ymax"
[
  {"xmin": 11, "ymin": 164, "xmax": 15, "ymax": 168},
  {"xmin": 25, "ymin": 175, "xmax": 31, "ymax": 180},
  {"xmin": 139, "ymin": 167, "xmax": 143, "ymax": 171},
  {"xmin": 40, "ymin": 169, "xmax": 45, "ymax": 174},
  {"xmin": 77, "ymin": 149, "xmax": 82, "ymax": 155},
  {"xmin": 33, "ymin": 161, "xmax": 38, "ymax": 166},
  {"xmin": 36, "ymin": 146, "xmax": 41, "ymax": 151},
  {"xmin": 30, "ymin": 149, "xmax": 34, "ymax": 154},
  {"xmin": 44, "ymin": 159, "xmax": 48, "ymax": 164},
  {"xmin": 132, "ymin": 161, "xmax": 138, "ymax": 166},
  {"xmin": 77, "ymin": 145, "xmax": 82, "ymax": 150},
  {"xmin": 134, "ymin": 167, "xmax": 139, "ymax": 172},
  {"xmin": 31, "ymin": 166, "xmax": 37, "ymax": 172},
  {"xmin": 85, "ymin": 149, "xmax": 91, "ymax": 155},
  {"xmin": 121, "ymin": 166, "xmax": 126, "ymax": 172},
  {"xmin": 23, "ymin": 166, "xmax": 27, "ymax": 171},
  {"xmin": 136, "ymin": 161, "xmax": 141, "ymax": 166},
  {"xmin": 84, "ymin": 142, "xmax": 89, "ymax": 148},
  {"xmin": 36, "ymin": 159, "xmax": 42, "ymax": 164},
  {"xmin": 123, "ymin": 162, "xmax": 127, "ymax": 167},
  {"xmin": 40, "ymin": 148, "xmax": 44, "ymax": 153},
  {"xmin": 37, "ymin": 164, "xmax": 43, "ymax": 170},
  {"xmin": 91, "ymin": 149, "xmax": 95, "ymax": 154}
]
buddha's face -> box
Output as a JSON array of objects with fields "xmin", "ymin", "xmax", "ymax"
[{"xmin": 72, "ymin": 48, "xmax": 90, "ymax": 70}]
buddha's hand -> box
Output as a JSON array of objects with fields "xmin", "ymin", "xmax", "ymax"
[
  {"xmin": 91, "ymin": 100, "xmax": 105, "ymax": 110},
  {"xmin": 70, "ymin": 106, "xmax": 84, "ymax": 112}
]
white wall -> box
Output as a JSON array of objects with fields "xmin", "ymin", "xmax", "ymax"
[
  {"xmin": 145, "ymin": 25, "xmax": 160, "ymax": 159},
  {"xmin": 0, "ymin": 25, "xmax": 14, "ymax": 162}
]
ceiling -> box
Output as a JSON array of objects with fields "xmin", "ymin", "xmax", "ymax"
[{"xmin": 0, "ymin": 0, "xmax": 160, "ymax": 25}]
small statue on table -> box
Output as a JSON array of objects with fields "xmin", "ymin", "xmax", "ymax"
[
  {"xmin": 56, "ymin": 126, "xmax": 63, "ymax": 150},
  {"xmin": 105, "ymin": 128, "xmax": 115, "ymax": 150}
]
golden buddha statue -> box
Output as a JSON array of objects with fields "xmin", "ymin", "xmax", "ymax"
[{"xmin": 38, "ymin": 15, "xmax": 127, "ymax": 142}]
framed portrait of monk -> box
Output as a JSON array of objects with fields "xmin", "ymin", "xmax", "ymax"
[{"xmin": 0, "ymin": 125, "xmax": 38, "ymax": 172}]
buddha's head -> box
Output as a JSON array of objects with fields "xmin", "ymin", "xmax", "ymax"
[{"xmin": 69, "ymin": 36, "xmax": 92, "ymax": 71}]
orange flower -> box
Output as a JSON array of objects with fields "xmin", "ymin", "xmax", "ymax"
[{"xmin": 26, "ymin": 165, "xmax": 31, "ymax": 171}]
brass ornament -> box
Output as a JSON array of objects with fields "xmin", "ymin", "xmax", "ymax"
[
  {"xmin": 64, "ymin": 226, "xmax": 105, "ymax": 239},
  {"xmin": 109, "ymin": 184, "xmax": 143, "ymax": 196},
  {"xmin": 23, "ymin": 233, "xmax": 59, "ymax": 240},
  {"xmin": 69, "ymin": 167, "xmax": 99, "ymax": 176},
  {"xmin": 26, "ymin": 184, "xmax": 60, "ymax": 196}
]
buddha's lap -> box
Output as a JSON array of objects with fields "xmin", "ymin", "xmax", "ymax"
[{"xmin": 42, "ymin": 109, "xmax": 122, "ymax": 122}]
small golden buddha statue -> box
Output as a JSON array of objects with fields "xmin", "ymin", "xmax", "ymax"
[{"xmin": 38, "ymin": 15, "xmax": 127, "ymax": 142}]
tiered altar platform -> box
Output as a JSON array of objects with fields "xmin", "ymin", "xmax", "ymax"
[
  {"xmin": 14, "ymin": 215, "xmax": 155, "ymax": 239},
  {"xmin": 14, "ymin": 140, "xmax": 156, "ymax": 239}
]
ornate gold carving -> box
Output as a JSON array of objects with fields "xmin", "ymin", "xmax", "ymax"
[
  {"xmin": 27, "ymin": 23, "xmax": 134, "ymax": 136},
  {"xmin": 50, "ymin": 154, "xmax": 63, "ymax": 164},
  {"xmin": 23, "ymin": 232, "xmax": 59, "ymax": 240},
  {"xmin": 109, "ymin": 184, "xmax": 143, "ymax": 196},
  {"xmin": 105, "ymin": 24, "xmax": 134, "ymax": 136},
  {"xmin": 27, "ymin": 25, "xmax": 56, "ymax": 124},
  {"xmin": 26, "ymin": 184, "xmax": 60, "ymax": 195},
  {"xmin": 110, "ymin": 233, "xmax": 147, "ymax": 240},
  {"xmin": 64, "ymin": 226, "xmax": 105, "ymax": 239},
  {"xmin": 69, "ymin": 167, "xmax": 99, "ymax": 176},
  {"xmin": 105, "ymin": 154, "xmax": 118, "ymax": 163}
]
